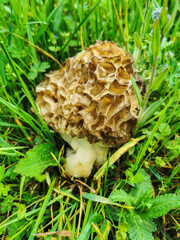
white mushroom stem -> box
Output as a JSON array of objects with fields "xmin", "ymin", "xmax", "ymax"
[{"xmin": 62, "ymin": 134, "xmax": 109, "ymax": 178}]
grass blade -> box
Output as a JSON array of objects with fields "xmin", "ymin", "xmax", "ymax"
[
  {"xmin": 111, "ymin": 0, "xmax": 125, "ymax": 45},
  {"xmin": 131, "ymin": 75, "xmax": 143, "ymax": 107},
  {"xmin": 0, "ymin": 29, "xmax": 62, "ymax": 67},
  {"xmin": 62, "ymin": 0, "xmax": 101, "ymax": 52},
  {"xmin": 28, "ymin": 177, "xmax": 56, "ymax": 240},
  {"xmin": 134, "ymin": 32, "xmax": 142, "ymax": 50},
  {"xmin": 83, "ymin": 193, "xmax": 134, "ymax": 209},
  {"xmin": 94, "ymin": 135, "xmax": 146, "ymax": 180},
  {"xmin": 0, "ymin": 54, "xmax": 6, "ymax": 85},
  {"xmin": 8, "ymin": 221, "xmax": 33, "ymax": 240},
  {"xmin": 0, "ymin": 41, "xmax": 38, "ymax": 110},
  {"xmin": 135, "ymin": 92, "xmax": 176, "ymax": 167},
  {"xmin": 163, "ymin": 0, "xmax": 178, "ymax": 36},
  {"xmin": 34, "ymin": 0, "xmax": 65, "ymax": 42}
]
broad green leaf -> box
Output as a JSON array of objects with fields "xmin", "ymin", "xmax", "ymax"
[
  {"xmin": 28, "ymin": 61, "xmax": 50, "ymax": 80},
  {"xmin": 131, "ymin": 75, "xmax": 143, "ymax": 107},
  {"xmin": 14, "ymin": 203, "xmax": 26, "ymax": 220},
  {"xmin": 1, "ymin": 195, "xmax": 13, "ymax": 214},
  {"xmin": 38, "ymin": 62, "xmax": 50, "ymax": 72},
  {"xmin": 129, "ymin": 169, "xmax": 153, "ymax": 206},
  {"xmin": 158, "ymin": 123, "xmax": 171, "ymax": 136},
  {"xmin": 116, "ymin": 222, "xmax": 129, "ymax": 240},
  {"xmin": 151, "ymin": 19, "xmax": 160, "ymax": 57},
  {"xmin": 131, "ymin": 172, "xmax": 144, "ymax": 184},
  {"xmin": 2, "ymin": 185, "xmax": 10, "ymax": 196},
  {"xmin": 14, "ymin": 143, "xmax": 58, "ymax": 177},
  {"xmin": 125, "ymin": 170, "xmax": 145, "ymax": 185},
  {"xmin": 34, "ymin": 174, "xmax": 46, "ymax": 182},
  {"xmin": 134, "ymin": 32, "xmax": 142, "ymax": 50},
  {"xmin": 127, "ymin": 214, "xmax": 156, "ymax": 240},
  {"xmin": 0, "ymin": 183, "xmax": 4, "ymax": 197},
  {"xmin": 141, "ymin": 194, "xmax": 180, "ymax": 219},
  {"xmin": 155, "ymin": 156, "xmax": 166, "ymax": 167},
  {"xmin": 110, "ymin": 189, "xmax": 131, "ymax": 204},
  {"xmin": 149, "ymin": 68, "xmax": 169, "ymax": 92}
]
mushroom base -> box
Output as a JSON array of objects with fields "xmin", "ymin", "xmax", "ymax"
[{"xmin": 62, "ymin": 135, "xmax": 109, "ymax": 178}]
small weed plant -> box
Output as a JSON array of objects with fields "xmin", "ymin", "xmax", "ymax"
[{"xmin": 84, "ymin": 169, "xmax": 180, "ymax": 240}]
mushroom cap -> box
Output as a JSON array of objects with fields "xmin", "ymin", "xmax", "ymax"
[{"xmin": 36, "ymin": 41, "xmax": 143, "ymax": 147}]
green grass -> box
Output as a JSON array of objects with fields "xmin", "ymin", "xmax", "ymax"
[{"xmin": 0, "ymin": 0, "xmax": 180, "ymax": 239}]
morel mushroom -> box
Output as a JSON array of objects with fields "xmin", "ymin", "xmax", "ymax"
[{"xmin": 35, "ymin": 40, "xmax": 143, "ymax": 178}]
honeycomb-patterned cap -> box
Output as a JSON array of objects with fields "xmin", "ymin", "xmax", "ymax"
[{"xmin": 36, "ymin": 41, "xmax": 143, "ymax": 147}]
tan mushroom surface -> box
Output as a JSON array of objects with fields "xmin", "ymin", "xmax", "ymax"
[{"xmin": 36, "ymin": 40, "xmax": 143, "ymax": 177}]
